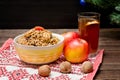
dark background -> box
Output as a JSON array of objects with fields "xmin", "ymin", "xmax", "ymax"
[{"xmin": 0, "ymin": 0, "xmax": 113, "ymax": 29}]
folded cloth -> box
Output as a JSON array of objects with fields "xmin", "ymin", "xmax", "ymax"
[{"xmin": 0, "ymin": 38, "xmax": 104, "ymax": 80}]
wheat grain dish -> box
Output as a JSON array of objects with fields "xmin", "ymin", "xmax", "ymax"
[{"xmin": 17, "ymin": 26, "xmax": 59, "ymax": 46}]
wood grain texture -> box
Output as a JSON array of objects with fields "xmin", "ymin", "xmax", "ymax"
[{"xmin": 0, "ymin": 28, "xmax": 120, "ymax": 80}]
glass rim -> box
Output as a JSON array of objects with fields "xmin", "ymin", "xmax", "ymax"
[{"xmin": 78, "ymin": 12, "xmax": 101, "ymax": 17}]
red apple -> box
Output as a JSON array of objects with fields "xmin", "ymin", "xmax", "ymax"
[
  {"xmin": 63, "ymin": 38, "xmax": 89, "ymax": 63},
  {"xmin": 62, "ymin": 32, "xmax": 80, "ymax": 47}
]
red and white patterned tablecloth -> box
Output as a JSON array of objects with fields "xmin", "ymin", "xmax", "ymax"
[{"xmin": 0, "ymin": 38, "xmax": 104, "ymax": 80}]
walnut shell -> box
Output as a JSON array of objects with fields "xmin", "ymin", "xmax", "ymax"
[
  {"xmin": 60, "ymin": 61, "xmax": 72, "ymax": 73},
  {"xmin": 81, "ymin": 61, "xmax": 93, "ymax": 73},
  {"xmin": 38, "ymin": 65, "xmax": 51, "ymax": 77}
]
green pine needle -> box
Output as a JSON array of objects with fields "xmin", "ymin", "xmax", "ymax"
[
  {"xmin": 115, "ymin": 4, "xmax": 120, "ymax": 11},
  {"xmin": 110, "ymin": 12, "xmax": 120, "ymax": 25},
  {"xmin": 86, "ymin": 0, "xmax": 120, "ymax": 9},
  {"xmin": 85, "ymin": 0, "xmax": 120, "ymax": 26}
]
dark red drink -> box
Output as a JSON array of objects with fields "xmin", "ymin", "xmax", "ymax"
[{"xmin": 78, "ymin": 12, "xmax": 100, "ymax": 54}]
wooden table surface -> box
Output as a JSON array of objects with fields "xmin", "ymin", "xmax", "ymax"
[{"xmin": 0, "ymin": 28, "xmax": 120, "ymax": 80}]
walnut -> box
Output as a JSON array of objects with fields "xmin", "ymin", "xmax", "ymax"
[
  {"xmin": 59, "ymin": 61, "xmax": 72, "ymax": 73},
  {"xmin": 81, "ymin": 61, "xmax": 93, "ymax": 73},
  {"xmin": 38, "ymin": 65, "xmax": 51, "ymax": 77}
]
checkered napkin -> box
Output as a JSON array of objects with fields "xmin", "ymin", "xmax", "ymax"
[{"xmin": 0, "ymin": 38, "xmax": 104, "ymax": 80}]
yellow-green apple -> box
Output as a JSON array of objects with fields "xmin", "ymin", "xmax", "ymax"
[
  {"xmin": 63, "ymin": 38, "xmax": 89, "ymax": 63},
  {"xmin": 62, "ymin": 32, "xmax": 80, "ymax": 47}
]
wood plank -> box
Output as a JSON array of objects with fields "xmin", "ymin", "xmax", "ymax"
[
  {"xmin": 95, "ymin": 70, "xmax": 120, "ymax": 80},
  {"xmin": 100, "ymin": 52, "xmax": 120, "ymax": 70}
]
